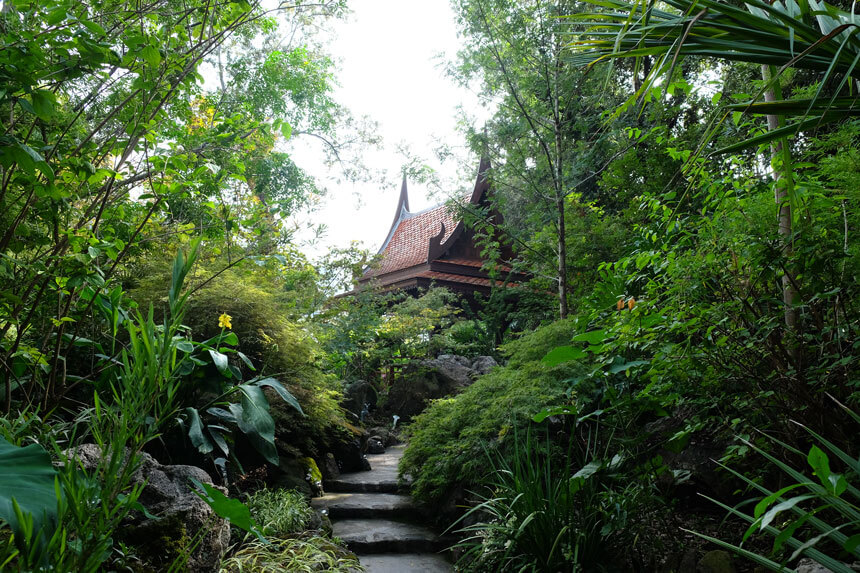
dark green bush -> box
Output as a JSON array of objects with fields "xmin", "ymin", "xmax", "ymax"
[{"xmin": 400, "ymin": 318, "xmax": 582, "ymax": 505}]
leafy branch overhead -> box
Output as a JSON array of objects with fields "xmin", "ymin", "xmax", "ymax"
[{"xmin": 567, "ymin": 0, "xmax": 860, "ymax": 151}]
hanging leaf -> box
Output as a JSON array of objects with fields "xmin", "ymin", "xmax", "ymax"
[
  {"xmin": 190, "ymin": 478, "xmax": 265, "ymax": 542},
  {"xmin": 208, "ymin": 350, "xmax": 230, "ymax": 376},
  {"xmin": 253, "ymin": 377, "xmax": 303, "ymax": 415},
  {"xmin": 0, "ymin": 437, "xmax": 59, "ymax": 544},
  {"xmin": 185, "ymin": 407, "xmax": 213, "ymax": 455}
]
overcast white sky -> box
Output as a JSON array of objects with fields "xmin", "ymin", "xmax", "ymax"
[{"xmin": 288, "ymin": 0, "xmax": 490, "ymax": 259}]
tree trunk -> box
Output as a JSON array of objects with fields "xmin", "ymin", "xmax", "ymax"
[
  {"xmin": 761, "ymin": 65, "xmax": 798, "ymax": 335},
  {"xmin": 554, "ymin": 51, "xmax": 568, "ymax": 319}
]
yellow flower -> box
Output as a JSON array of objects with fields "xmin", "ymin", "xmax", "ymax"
[{"xmin": 218, "ymin": 313, "xmax": 232, "ymax": 329}]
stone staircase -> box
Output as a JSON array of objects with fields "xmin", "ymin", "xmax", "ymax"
[{"xmin": 312, "ymin": 445, "xmax": 452, "ymax": 573}]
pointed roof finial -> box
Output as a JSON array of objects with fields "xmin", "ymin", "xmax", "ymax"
[{"xmin": 399, "ymin": 172, "xmax": 410, "ymax": 213}]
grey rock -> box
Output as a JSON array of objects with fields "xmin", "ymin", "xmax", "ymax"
[
  {"xmin": 796, "ymin": 558, "xmax": 836, "ymax": 573},
  {"xmin": 471, "ymin": 355, "xmax": 498, "ymax": 375},
  {"xmin": 343, "ymin": 380, "xmax": 375, "ymax": 415},
  {"xmin": 66, "ymin": 445, "xmax": 230, "ymax": 572},
  {"xmin": 384, "ymin": 354, "xmax": 484, "ymax": 421},
  {"xmin": 366, "ymin": 436, "xmax": 386, "ymax": 455},
  {"xmin": 698, "ymin": 550, "xmax": 735, "ymax": 573},
  {"xmin": 333, "ymin": 518, "xmax": 447, "ymax": 553},
  {"xmin": 439, "ymin": 354, "xmax": 472, "ymax": 368},
  {"xmin": 274, "ymin": 456, "xmax": 313, "ymax": 498},
  {"xmin": 311, "ymin": 492, "xmax": 414, "ymax": 519},
  {"xmin": 421, "ymin": 355, "xmax": 474, "ymax": 389},
  {"xmin": 367, "ymin": 427, "xmax": 391, "ymax": 446},
  {"xmin": 334, "ymin": 438, "xmax": 368, "ymax": 473},
  {"xmin": 323, "ymin": 452, "xmax": 340, "ymax": 480},
  {"xmin": 357, "ymin": 553, "xmax": 451, "ymax": 573},
  {"xmin": 326, "ymin": 445, "xmax": 405, "ymax": 493}
]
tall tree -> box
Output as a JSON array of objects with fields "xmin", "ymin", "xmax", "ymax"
[
  {"xmin": 0, "ymin": 0, "xmax": 353, "ymax": 413},
  {"xmin": 450, "ymin": 0, "xmax": 625, "ymax": 318}
]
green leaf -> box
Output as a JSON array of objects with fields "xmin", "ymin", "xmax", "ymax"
[
  {"xmin": 758, "ymin": 495, "xmax": 815, "ymax": 530},
  {"xmin": 185, "ymin": 407, "xmax": 213, "ymax": 455},
  {"xmin": 542, "ymin": 345, "xmax": 587, "ymax": 366},
  {"xmin": 280, "ymin": 122, "xmax": 292, "ymax": 139},
  {"xmin": 607, "ymin": 359, "xmax": 649, "ymax": 374},
  {"xmin": 208, "ymin": 350, "xmax": 230, "ymax": 376},
  {"xmin": 572, "ymin": 330, "xmax": 606, "ymax": 345},
  {"xmin": 230, "ymin": 385, "xmax": 278, "ymax": 464},
  {"xmin": 30, "ymin": 90, "xmax": 55, "ymax": 120},
  {"xmin": 46, "ymin": 7, "xmax": 66, "ymax": 25},
  {"xmin": 253, "ymin": 377, "xmax": 303, "ymax": 416},
  {"xmin": 0, "ymin": 437, "xmax": 59, "ymax": 543},
  {"xmin": 807, "ymin": 445, "xmax": 831, "ymax": 488},
  {"xmin": 176, "ymin": 340, "xmax": 194, "ymax": 353},
  {"xmin": 220, "ymin": 331, "xmax": 239, "ymax": 346},
  {"xmin": 236, "ymin": 351, "xmax": 256, "ymax": 371},
  {"xmin": 190, "ymin": 478, "xmax": 265, "ymax": 542},
  {"xmin": 140, "ymin": 45, "xmax": 162, "ymax": 67},
  {"xmin": 80, "ymin": 19, "xmax": 106, "ymax": 36},
  {"xmin": 533, "ymin": 405, "xmax": 576, "ymax": 422}
]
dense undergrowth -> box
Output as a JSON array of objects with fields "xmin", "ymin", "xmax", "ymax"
[{"xmin": 2, "ymin": 0, "xmax": 860, "ymax": 570}]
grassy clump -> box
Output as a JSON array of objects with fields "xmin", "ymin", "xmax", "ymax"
[
  {"xmin": 246, "ymin": 488, "xmax": 314, "ymax": 538},
  {"xmin": 400, "ymin": 319, "xmax": 583, "ymax": 506},
  {"xmin": 219, "ymin": 536, "xmax": 362, "ymax": 572}
]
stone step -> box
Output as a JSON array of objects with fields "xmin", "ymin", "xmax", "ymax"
[
  {"xmin": 311, "ymin": 492, "xmax": 416, "ymax": 519},
  {"xmin": 332, "ymin": 518, "xmax": 450, "ymax": 554},
  {"xmin": 325, "ymin": 476, "xmax": 401, "ymax": 493},
  {"xmin": 326, "ymin": 445, "xmax": 410, "ymax": 493},
  {"xmin": 357, "ymin": 553, "xmax": 452, "ymax": 573}
]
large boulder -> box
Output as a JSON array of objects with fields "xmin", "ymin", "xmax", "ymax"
[
  {"xmin": 68, "ymin": 444, "xmax": 230, "ymax": 572},
  {"xmin": 383, "ymin": 354, "xmax": 496, "ymax": 421},
  {"xmin": 471, "ymin": 356, "xmax": 498, "ymax": 376},
  {"xmin": 421, "ymin": 354, "xmax": 475, "ymax": 389},
  {"xmin": 342, "ymin": 380, "xmax": 375, "ymax": 416}
]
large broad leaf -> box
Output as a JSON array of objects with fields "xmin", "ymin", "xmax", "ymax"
[
  {"xmin": 184, "ymin": 407, "xmax": 213, "ymax": 455},
  {"xmin": 0, "ymin": 437, "xmax": 59, "ymax": 540},
  {"xmin": 208, "ymin": 350, "xmax": 230, "ymax": 376},
  {"xmin": 229, "ymin": 385, "xmax": 278, "ymax": 465},
  {"xmin": 252, "ymin": 377, "xmax": 304, "ymax": 415},
  {"xmin": 190, "ymin": 478, "xmax": 264, "ymax": 542},
  {"xmin": 542, "ymin": 345, "xmax": 587, "ymax": 367}
]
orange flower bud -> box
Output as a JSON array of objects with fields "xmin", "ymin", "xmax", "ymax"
[
  {"xmin": 617, "ymin": 299, "xmax": 624, "ymax": 311},
  {"xmin": 627, "ymin": 298, "xmax": 636, "ymax": 310}
]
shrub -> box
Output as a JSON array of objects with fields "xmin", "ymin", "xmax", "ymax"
[
  {"xmin": 400, "ymin": 319, "xmax": 582, "ymax": 505},
  {"xmin": 452, "ymin": 429, "xmax": 629, "ymax": 572},
  {"xmin": 246, "ymin": 488, "xmax": 314, "ymax": 538},
  {"xmin": 219, "ymin": 536, "xmax": 362, "ymax": 572},
  {"xmin": 697, "ymin": 405, "xmax": 860, "ymax": 572}
]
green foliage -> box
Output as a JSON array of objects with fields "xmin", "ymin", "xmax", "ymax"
[
  {"xmin": 0, "ymin": 244, "xmax": 203, "ymax": 571},
  {"xmin": 219, "ymin": 536, "xmax": 362, "ymax": 573},
  {"xmin": 694, "ymin": 408, "xmax": 860, "ymax": 571},
  {"xmin": 192, "ymin": 479, "xmax": 265, "ymax": 542},
  {"xmin": 453, "ymin": 429, "xmax": 638, "ymax": 572},
  {"xmin": 569, "ymin": 0, "xmax": 860, "ymax": 151},
  {"xmin": 0, "ymin": 438, "xmax": 58, "ymax": 558},
  {"xmin": 320, "ymin": 286, "xmax": 473, "ymax": 383},
  {"xmin": 246, "ymin": 488, "xmax": 314, "ymax": 538},
  {"xmin": 401, "ymin": 319, "xmax": 581, "ymax": 505}
]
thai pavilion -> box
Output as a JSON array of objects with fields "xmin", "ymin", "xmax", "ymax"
[{"xmin": 357, "ymin": 158, "xmax": 526, "ymax": 299}]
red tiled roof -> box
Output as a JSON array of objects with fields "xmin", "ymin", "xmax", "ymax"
[
  {"xmin": 417, "ymin": 271, "xmax": 519, "ymax": 288},
  {"xmin": 438, "ymin": 257, "xmax": 483, "ymax": 268},
  {"xmin": 367, "ymin": 204, "xmax": 458, "ymax": 277}
]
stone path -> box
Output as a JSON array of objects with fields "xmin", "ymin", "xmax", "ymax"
[{"xmin": 312, "ymin": 445, "xmax": 452, "ymax": 572}]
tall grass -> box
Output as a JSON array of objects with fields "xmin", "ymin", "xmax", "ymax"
[
  {"xmin": 451, "ymin": 427, "xmax": 627, "ymax": 572},
  {"xmin": 694, "ymin": 399, "xmax": 860, "ymax": 571}
]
